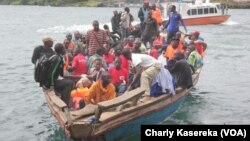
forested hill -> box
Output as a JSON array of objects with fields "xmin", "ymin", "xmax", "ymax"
[{"xmin": 1, "ymin": 0, "xmax": 250, "ymax": 8}]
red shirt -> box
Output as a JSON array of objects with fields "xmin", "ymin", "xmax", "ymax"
[
  {"xmin": 195, "ymin": 44, "xmax": 204, "ymax": 56},
  {"xmin": 72, "ymin": 54, "xmax": 88, "ymax": 75},
  {"xmin": 109, "ymin": 67, "xmax": 128, "ymax": 84},
  {"xmin": 150, "ymin": 48, "xmax": 158, "ymax": 59},
  {"xmin": 103, "ymin": 53, "xmax": 115, "ymax": 65},
  {"xmin": 120, "ymin": 55, "xmax": 130, "ymax": 73}
]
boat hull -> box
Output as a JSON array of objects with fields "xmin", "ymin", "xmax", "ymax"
[
  {"xmin": 183, "ymin": 15, "xmax": 230, "ymax": 26},
  {"xmin": 104, "ymin": 95, "xmax": 187, "ymax": 141}
]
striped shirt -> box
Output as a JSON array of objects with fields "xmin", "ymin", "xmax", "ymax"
[{"xmin": 86, "ymin": 29, "xmax": 107, "ymax": 56}]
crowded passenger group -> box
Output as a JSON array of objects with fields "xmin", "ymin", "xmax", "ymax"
[{"xmin": 32, "ymin": 1, "xmax": 207, "ymax": 110}]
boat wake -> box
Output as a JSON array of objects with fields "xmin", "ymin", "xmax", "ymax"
[
  {"xmin": 36, "ymin": 21, "xmax": 140, "ymax": 34},
  {"xmin": 222, "ymin": 20, "xmax": 239, "ymax": 26},
  {"xmin": 36, "ymin": 24, "xmax": 92, "ymax": 33}
]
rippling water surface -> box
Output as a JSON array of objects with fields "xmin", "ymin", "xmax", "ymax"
[{"xmin": 0, "ymin": 5, "xmax": 249, "ymax": 141}]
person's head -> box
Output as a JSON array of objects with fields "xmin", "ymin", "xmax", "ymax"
[
  {"xmin": 134, "ymin": 38, "xmax": 142, "ymax": 48},
  {"xmin": 171, "ymin": 39, "xmax": 179, "ymax": 49},
  {"xmin": 66, "ymin": 33, "xmax": 72, "ymax": 41},
  {"xmin": 122, "ymin": 48, "xmax": 132, "ymax": 60},
  {"xmin": 190, "ymin": 31, "xmax": 199, "ymax": 40},
  {"xmin": 171, "ymin": 5, "xmax": 176, "ymax": 12},
  {"xmin": 113, "ymin": 10, "xmax": 118, "ymax": 16},
  {"xmin": 92, "ymin": 20, "xmax": 99, "ymax": 31},
  {"xmin": 143, "ymin": 0, "xmax": 149, "ymax": 8},
  {"xmin": 124, "ymin": 7, "xmax": 130, "ymax": 13},
  {"xmin": 101, "ymin": 72, "xmax": 111, "ymax": 87},
  {"xmin": 81, "ymin": 34, "xmax": 87, "ymax": 43},
  {"xmin": 114, "ymin": 47, "xmax": 122, "ymax": 57},
  {"xmin": 153, "ymin": 39, "xmax": 162, "ymax": 49},
  {"xmin": 96, "ymin": 48, "xmax": 104, "ymax": 56},
  {"xmin": 103, "ymin": 24, "xmax": 109, "ymax": 30},
  {"xmin": 63, "ymin": 39, "xmax": 70, "ymax": 49},
  {"xmin": 54, "ymin": 43, "xmax": 65, "ymax": 55},
  {"xmin": 73, "ymin": 47, "xmax": 83, "ymax": 56},
  {"xmin": 94, "ymin": 58, "xmax": 102, "ymax": 71},
  {"xmin": 175, "ymin": 32, "xmax": 182, "ymax": 39},
  {"xmin": 76, "ymin": 76, "xmax": 92, "ymax": 88},
  {"xmin": 114, "ymin": 57, "xmax": 122, "ymax": 70},
  {"xmin": 74, "ymin": 31, "xmax": 81, "ymax": 40},
  {"xmin": 174, "ymin": 50, "xmax": 184, "ymax": 61},
  {"xmin": 188, "ymin": 43, "xmax": 196, "ymax": 53},
  {"xmin": 127, "ymin": 35, "xmax": 135, "ymax": 45},
  {"xmin": 42, "ymin": 36, "xmax": 54, "ymax": 48}
]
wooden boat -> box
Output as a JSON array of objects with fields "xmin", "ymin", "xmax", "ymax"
[
  {"xmin": 43, "ymin": 68, "xmax": 202, "ymax": 141},
  {"xmin": 162, "ymin": 0, "xmax": 230, "ymax": 26}
]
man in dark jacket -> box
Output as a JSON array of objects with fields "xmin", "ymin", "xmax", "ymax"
[
  {"xmin": 169, "ymin": 50, "xmax": 193, "ymax": 89},
  {"xmin": 111, "ymin": 10, "xmax": 121, "ymax": 37},
  {"xmin": 45, "ymin": 43, "xmax": 74, "ymax": 105},
  {"xmin": 138, "ymin": 1, "xmax": 150, "ymax": 33},
  {"xmin": 31, "ymin": 36, "xmax": 54, "ymax": 64}
]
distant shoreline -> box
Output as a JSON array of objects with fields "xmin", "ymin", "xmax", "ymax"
[{"xmin": 1, "ymin": 1, "xmax": 250, "ymax": 9}]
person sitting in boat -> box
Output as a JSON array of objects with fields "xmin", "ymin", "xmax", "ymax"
[
  {"xmin": 109, "ymin": 57, "xmax": 129, "ymax": 95},
  {"xmin": 189, "ymin": 31, "xmax": 207, "ymax": 57},
  {"xmin": 124, "ymin": 35, "xmax": 135, "ymax": 51},
  {"xmin": 88, "ymin": 72, "xmax": 116, "ymax": 104},
  {"xmin": 168, "ymin": 50, "xmax": 193, "ymax": 89},
  {"xmin": 71, "ymin": 76, "xmax": 92, "ymax": 110},
  {"xmin": 120, "ymin": 48, "xmax": 132, "ymax": 74},
  {"xmin": 150, "ymin": 39, "xmax": 162, "ymax": 59},
  {"xmin": 88, "ymin": 48, "xmax": 107, "ymax": 71},
  {"xmin": 132, "ymin": 38, "xmax": 147, "ymax": 54},
  {"xmin": 163, "ymin": 5, "xmax": 187, "ymax": 45},
  {"xmin": 72, "ymin": 31, "xmax": 82, "ymax": 48},
  {"xmin": 165, "ymin": 38, "xmax": 183, "ymax": 61},
  {"xmin": 131, "ymin": 53, "xmax": 161, "ymax": 100},
  {"xmin": 71, "ymin": 48, "xmax": 88, "ymax": 75},
  {"xmin": 44, "ymin": 43, "xmax": 74, "ymax": 105},
  {"xmin": 103, "ymin": 47, "xmax": 115, "ymax": 69},
  {"xmin": 187, "ymin": 43, "xmax": 203, "ymax": 73},
  {"xmin": 88, "ymin": 58, "xmax": 106, "ymax": 82},
  {"xmin": 31, "ymin": 36, "xmax": 54, "ymax": 64},
  {"xmin": 65, "ymin": 33, "xmax": 75, "ymax": 51},
  {"xmin": 63, "ymin": 39, "xmax": 74, "ymax": 76}
]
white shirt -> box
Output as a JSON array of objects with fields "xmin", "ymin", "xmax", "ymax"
[{"xmin": 132, "ymin": 53, "xmax": 158, "ymax": 68}]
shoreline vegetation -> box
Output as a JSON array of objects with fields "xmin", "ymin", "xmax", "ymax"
[{"xmin": 0, "ymin": 0, "xmax": 250, "ymax": 9}]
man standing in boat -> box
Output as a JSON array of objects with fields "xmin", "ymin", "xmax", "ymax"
[
  {"xmin": 86, "ymin": 20, "xmax": 108, "ymax": 57},
  {"xmin": 164, "ymin": 5, "xmax": 187, "ymax": 44},
  {"xmin": 31, "ymin": 36, "xmax": 54, "ymax": 64},
  {"xmin": 138, "ymin": 0, "xmax": 150, "ymax": 33}
]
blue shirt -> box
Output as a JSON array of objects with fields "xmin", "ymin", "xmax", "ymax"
[{"xmin": 165, "ymin": 12, "xmax": 187, "ymax": 33}]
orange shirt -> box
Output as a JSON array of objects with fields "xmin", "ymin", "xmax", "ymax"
[
  {"xmin": 152, "ymin": 8, "xmax": 162, "ymax": 25},
  {"xmin": 88, "ymin": 80, "xmax": 116, "ymax": 104},
  {"xmin": 165, "ymin": 43, "xmax": 184, "ymax": 60}
]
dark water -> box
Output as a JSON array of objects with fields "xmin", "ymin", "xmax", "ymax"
[{"xmin": 0, "ymin": 5, "xmax": 249, "ymax": 141}]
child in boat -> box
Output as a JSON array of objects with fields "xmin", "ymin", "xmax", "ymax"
[
  {"xmin": 71, "ymin": 76, "xmax": 92, "ymax": 110},
  {"xmin": 109, "ymin": 57, "xmax": 129, "ymax": 96},
  {"xmin": 87, "ymin": 58, "xmax": 105, "ymax": 82}
]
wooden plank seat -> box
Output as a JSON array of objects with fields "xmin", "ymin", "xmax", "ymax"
[{"xmin": 95, "ymin": 88, "xmax": 145, "ymax": 120}]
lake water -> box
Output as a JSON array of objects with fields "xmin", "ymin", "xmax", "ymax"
[{"xmin": 0, "ymin": 5, "xmax": 249, "ymax": 141}]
